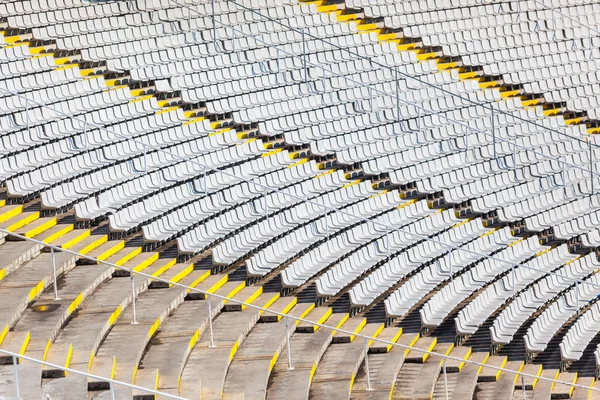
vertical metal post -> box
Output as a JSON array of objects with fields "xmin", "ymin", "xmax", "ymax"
[
  {"xmin": 417, "ymin": 107, "xmax": 422, "ymax": 133},
  {"xmin": 449, "ymin": 252, "xmax": 453, "ymax": 282},
  {"xmin": 368, "ymin": 87, "xmax": 374, "ymax": 112},
  {"xmin": 109, "ymin": 382, "xmax": 116, "ymax": 400},
  {"xmin": 443, "ymin": 358, "xmax": 449, "ymax": 400},
  {"xmin": 12, "ymin": 356, "xmax": 19, "ymax": 398},
  {"xmin": 130, "ymin": 273, "xmax": 138, "ymax": 325},
  {"xmin": 285, "ymin": 316, "xmax": 294, "ymax": 370},
  {"xmin": 386, "ymin": 228, "xmax": 390, "ymax": 260},
  {"xmin": 465, "ymin": 126, "xmax": 470, "ymax": 153},
  {"xmin": 521, "ymin": 374, "xmax": 527, "ymax": 400},
  {"xmin": 231, "ymin": 27, "xmax": 236, "ymax": 54},
  {"xmin": 51, "ymin": 247, "xmax": 61, "ymax": 301},
  {"xmin": 364, "ymin": 338, "xmax": 371, "ymax": 391},
  {"xmin": 208, "ymin": 294, "xmax": 215, "ymax": 348},
  {"xmin": 324, "ymin": 207, "xmax": 329, "ymax": 240}
]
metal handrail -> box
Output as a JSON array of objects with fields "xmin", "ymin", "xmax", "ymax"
[
  {"xmin": 0, "ymin": 228, "xmax": 598, "ymax": 397},
  {"xmin": 2, "ymin": 3, "xmax": 600, "ymax": 294},
  {"xmin": 0, "ymin": 349, "xmax": 187, "ymax": 399}
]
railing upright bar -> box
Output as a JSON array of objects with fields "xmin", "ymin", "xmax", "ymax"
[
  {"xmin": 12, "ymin": 356, "xmax": 19, "ymax": 398},
  {"xmin": 51, "ymin": 247, "xmax": 61, "ymax": 301}
]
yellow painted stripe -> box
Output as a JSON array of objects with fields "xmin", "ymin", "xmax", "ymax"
[
  {"xmin": 296, "ymin": 303, "xmax": 315, "ymax": 325},
  {"xmin": 97, "ymin": 241, "xmax": 125, "ymax": 261},
  {"xmin": 18, "ymin": 332, "xmax": 30, "ymax": 360},
  {"xmin": 88, "ymin": 350, "xmax": 95, "ymax": 373},
  {"xmin": 421, "ymin": 337, "xmax": 438, "ymax": 362},
  {"xmin": 154, "ymin": 369, "xmax": 160, "ymax": 390},
  {"xmin": 239, "ymin": 287, "xmax": 263, "ymax": 311},
  {"xmin": 110, "ymin": 356, "xmax": 117, "ymax": 380},
  {"xmin": 130, "ymin": 94, "xmax": 153, "ymax": 103},
  {"xmin": 188, "ymin": 328, "xmax": 201, "ymax": 351},
  {"xmin": 62, "ymin": 230, "xmax": 90, "ymax": 250},
  {"xmin": 269, "ymin": 349, "xmax": 280, "ymax": 373},
  {"xmin": 229, "ymin": 340, "xmax": 240, "ymax": 363},
  {"xmin": 115, "ymin": 247, "xmax": 142, "ymax": 266},
  {"xmin": 132, "ymin": 252, "xmax": 160, "ymax": 273},
  {"xmin": 331, "ymin": 314, "xmax": 351, "ymax": 336},
  {"xmin": 0, "ymin": 325, "xmax": 8, "ymax": 346},
  {"xmin": 261, "ymin": 148, "xmax": 284, "ymax": 158},
  {"xmin": 44, "ymin": 224, "xmax": 74, "ymax": 244},
  {"xmin": 259, "ymin": 293, "xmax": 281, "ymax": 315},
  {"xmin": 148, "ymin": 318, "xmax": 161, "ymax": 339},
  {"xmin": 0, "ymin": 205, "xmax": 23, "ymax": 223},
  {"xmin": 207, "ymin": 275, "xmax": 229, "ymax": 294},
  {"xmin": 367, "ymin": 323, "xmax": 386, "ymax": 347},
  {"xmin": 151, "ymin": 259, "xmax": 179, "ymax": 280},
  {"xmin": 0, "ymin": 200, "xmax": 5, "ymax": 208},
  {"xmin": 309, "ymin": 361, "xmax": 318, "ymax": 383},
  {"xmin": 0, "ymin": 268, "xmax": 6, "ymax": 282},
  {"xmin": 166, "ymin": 263, "xmax": 193, "ymax": 285},
  {"xmin": 186, "ymin": 270, "xmax": 211, "ymax": 291},
  {"xmin": 458, "ymin": 347, "xmax": 473, "ymax": 372},
  {"xmin": 64, "ymin": 344, "xmax": 73, "ymax": 368},
  {"xmin": 7, "ymin": 212, "xmax": 39, "ymax": 232},
  {"xmin": 404, "ymin": 334, "xmax": 420, "ymax": 357},
  {"xmin": 182, "ymin": 117, "xmax": 205, "ymax": 126},
  {"xmin": 156, "ymin": 106, "xmax": 179, "ymax": 115},
  {"xmin": 67, "ymin": 293, "xmax": 84, "ymax": 316},
  {"xmin": 311, "ymin": 308, "xmax": 333, "ymax": 332},
  {"xmin": 28, "ymin": 280, "xmax": 45, "ymax": 301},
  {"xmin": 477, "ymin": 353, "xmax": 491, "ymax": 375},
  {"xmin": 43, "ymin": 339, "xmax": 51, "ymax": 362},
  {"xmin": 108, "ymin": 305, "xmax": 123, "ymax": 327},
  {"xmin": 79, "ymin": 235, "xmax": 108, "ymax": 255},
  {"xmin": 25, "ymin": 217, "xmax": 57, "ymax": 238},
  {"xmin": 347, "ymin": 317, "xmax": 367, "ymax": 342},
  {"xmin": 223, "ymin": 281, "xmax": 246, "ymax": 304}
]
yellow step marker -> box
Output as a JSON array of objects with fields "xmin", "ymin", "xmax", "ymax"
[
  {"xmin": 437, "ymin": 61, "xmax": 458, "ymax": 70},
  {"xmin": 43, "ymin": 224, "xmax": 75, "ymax": 244},
  {"xmin": 156, "ymin": 99, "xmax": 173, "ymax": 108},
  {"xmin": 543, "ymin": 108, "xmax": 561, "ymax": 117},
  {"xmin": 78, "ymin": 235, "xmax": 108, "ymax": 255},
  {"xmin": 458, "ymin": 71, "xmax": 478, "ymax": 79},
  {"xmin": 0, "ymin": 205, "xmax": 23, "ymax": 224},
  {"xmin": 378, "ymin": 33, "xmax": 399, "ymax": 41},
  {"xmin": 478, "ymin": 81, "xmax": 501, "ymax": 89},
  {"xmin": 61, "ymin": 230, "xmax": 91, "ymax": 250},
  {"xmin": 24, "ymin": 217, "xmax": 57, "ymax": 238},
  {"xmin": 564, "ymin": 117, "xmax": 583, "ymax": 125},
  {"xmin": 0, "ymin": 199, "xmax": 5, "ymax": 208},
  {"xmin": 415, "ymin": 52, "xmax": 438, "ymax": 61},
  {"xmin": 113, "ymin": 247, "xmax": 142, "ymax": 266},
  {"xmin": 500, "ymin": 89, "xmax": 520, "ymax": 98},
  {"xmin": 7, "ymin": 211, "xmax": 40, "ymax": 232},
  {"xmin": 96, "ymin": 241, "xmax": 125, "ymax": 261},
  {"xmin": 336, "ymin": 13, "xmax": 360, "ymax": 22},
  {"xmin": 132, "ymin": 252, "xmax": 160, "ymax": 273},
  {"xmin": 316, "ymin": 4, "xmax": 339, "ymax": 12}
]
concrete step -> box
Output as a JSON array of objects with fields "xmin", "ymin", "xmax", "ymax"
[
  {"xmin": 84, "ymin": 239, "xmax": 125, "ymax": 262},
  {"xmin": 478, "ymin": 355, "xmax": 509, "ymax": 382},
  {"xmin": 7, "ymin": 262, "xmax": 113, "ymax": 371},
  {"xmin": 12, "ymin": 215, "xmax": 57, "ymax": 239},
  {"xmin": 405, "ymin": 336, "xmax": 438, "ymax": 363},
  {"xmin": 0, "ymin": 210, "xmax": 37, "ymax": 234},
  {"xmin": 332, "ymin": 316, "xmax": 365, "ymax": 343},
  {"xmin": 148, "ymin": 262, "xmax": 191, "ymax": 289},
  {"xmin": 34, "ymin": 223, "xmax": 75, "ymax": 244},
  {"xmin": 87, "ymin": 271, "xmax": 205, "ymax": 391},
  {"xmin": 309, "ymin": 324, "xmax": 384, "ymax": 400},
  {"xmin": 260, "ymin": 296, "xmax": 299, "ymax": 323},
  {"xmin": 47, "ymin": 228, "xmax": 90, "ymax": 250},
  {"xmin": 113, "ymin": 250, "xmax": 160, "ymax": 277},
  {"xmin": 0, "ymin": 241, "xmax": 43, "ymax": 283},
  {"xmin": 515, "ymin": 364, "xmax": 543, "ymax": 391},
  {"xmin": 68, "ymin": 233, "xmax": 109, "ymax": 256},
  {"xmin": 42, "ymin": 259, "xmax": 173, "ymax": 377},
  {"xmin": 133, "ymin": 299, "xmax": 216, "ymax": 398},
  {"xmin": 296, "ymin": 306, "xmax": 333, "ymax": 333},
  {"xmin": 444, "ymin": 345, "xmax": 472, "ymax": 373},
  {"xmin": 475, "ymin": 360, "xmax": 523, "ymax": 400},
  {"xmin": 222, "ymin": 301, "xmax": 313, "ymax": 400},
  {"xmin": 351, "ymin": 330, "xmax": 418, "ymax": 400},
  {"xmin": 267, "ymin": 316, "xmax": 340, "ymax": 400},
  {"xmin": 369, "ymin": 327, "xmax": 404, "ymax": 353},
  {"xmin": 223, "ymin": 286, "xmax": 264, "ymax": 312},
  {"xmin": 571, "ymin": 377, "xmax": 595, "ymax": 400},
  {"xmin": 179, "ymin": 300, "xmax": 264, "ymax": 399},
  {"xmin": 391, "ymin": 342, "xmax": 454, "ymax": 400},
  {"xmin": 551, "ymin": 372, "xmax": 578, "ymax": 399},
  {"xmin": 0, "ymin": 251, "xmax": 77, "ymax": 339}
]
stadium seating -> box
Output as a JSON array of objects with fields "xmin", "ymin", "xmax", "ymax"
[{"xmin": 2, "ymin": 0, "xmax": 600, "ymax": 398}]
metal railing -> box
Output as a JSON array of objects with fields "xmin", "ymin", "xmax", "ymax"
[
  {"xmin": 2, "ymin": 0, "xmax": 600, "ymax": 296},
  {"xmin": 0, "ymin": 228, "xmax": 598, "ymax": 400},
  {"xmin": 0, "ymin": 348, "xmax": 187, "ymax": 400}
]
